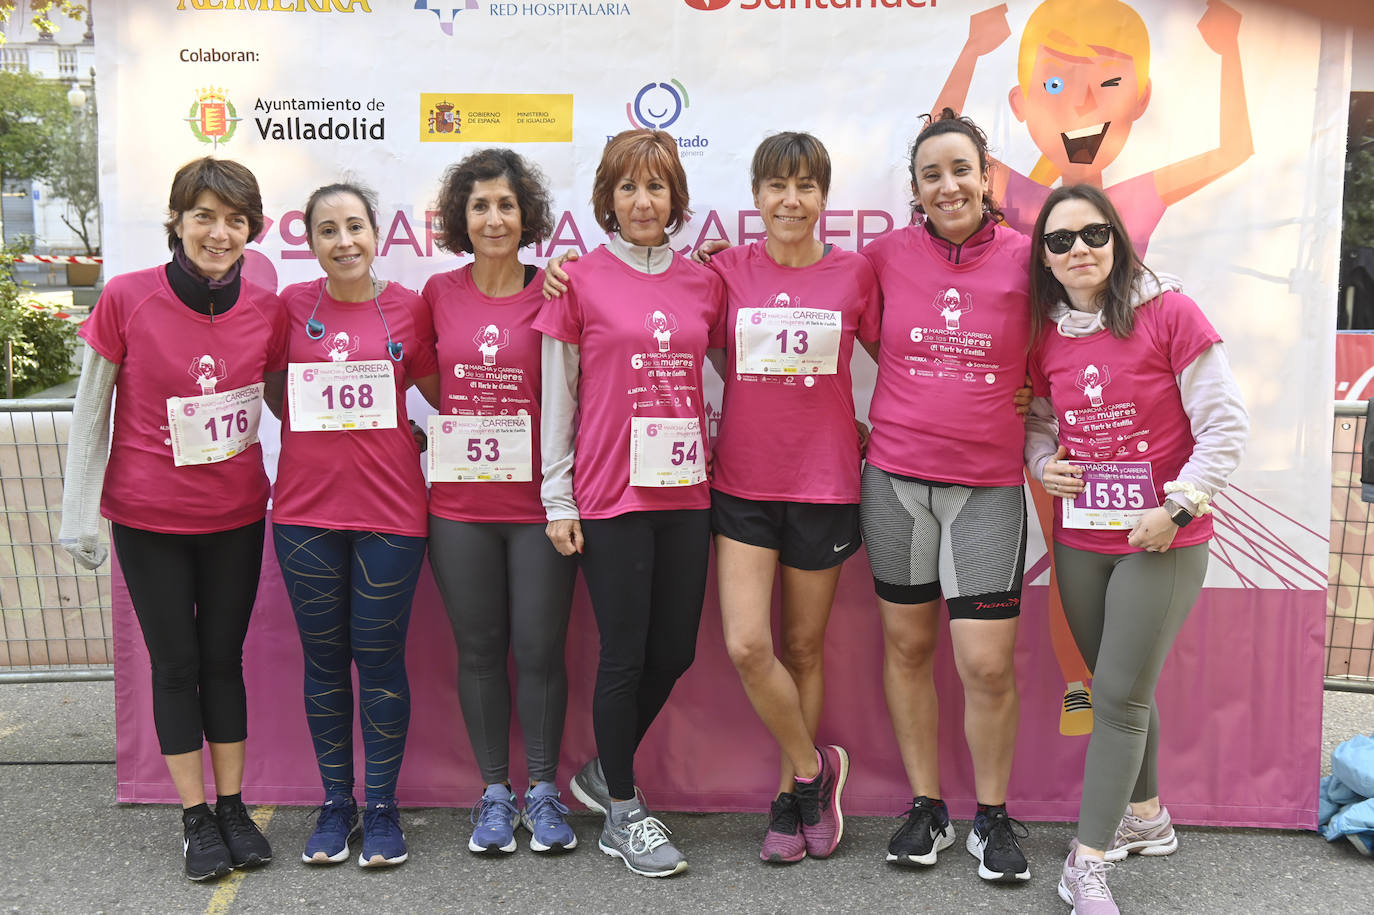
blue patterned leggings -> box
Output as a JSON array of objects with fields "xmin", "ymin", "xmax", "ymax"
[{"xmin": 273, "ymin": 524, "xmax": 426, "ymax": 803}]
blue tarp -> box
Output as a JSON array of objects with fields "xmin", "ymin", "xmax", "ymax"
[{"xmin": 1319, "ymin": 734, "xmax": 1374, "ymax": 856}]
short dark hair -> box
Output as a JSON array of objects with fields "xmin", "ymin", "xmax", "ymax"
[
  {"xmin": 750, "ymin": 132, "xmax": 832, "ymax": 198},
  {"xmin": 433, "ymin": 148, "xmax": 555, "ymax": 255},
  {"xmin": 591, "ymin": 129, "xmax": 691, "ymax": 237},
  {"xmin": 1029, "ymin": 183, "xmax": 1158, "ymax": 340},
  {"xmin": 303, "ymin": 181, "xmax": 379, "ymax": 242},
  {"xmin": 907, "ymin": 107, "xmax": 1004, "ymax": 223},
  {"xmin": 164, "ymin": 157, "xmax": 264, "ymax": 250}
]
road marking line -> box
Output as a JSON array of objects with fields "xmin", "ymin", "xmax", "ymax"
[{"xmin": 203, "ymin": 804, "xmax": 276, "ymax": 915}]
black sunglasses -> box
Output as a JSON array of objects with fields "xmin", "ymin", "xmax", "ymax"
[{"xmin": 1043, "ymin": 223, "xmax": 1113, "ymax": 255}]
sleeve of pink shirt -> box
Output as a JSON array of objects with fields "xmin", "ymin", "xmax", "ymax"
[
  {"xmin": 79, "ymin": 276, "xmax": 130, "ymax": 364},
  {"xmin": 705, "ymin": 269, "xmax": 727, "ymax": 349},
  {"xmin": 405, "ymin": 288, "xmax": 440, "ymax": 380},
  {"xmin": 1157, "ymin": 292, "xmax": 1222, "ymax": 375},
  {"xmin": 532, "ymin": 284, "xmax": 583, "ymax": 345},
  {"xmin": 856, "ymin": 258, "xmax": 882, "ymax": 343}
]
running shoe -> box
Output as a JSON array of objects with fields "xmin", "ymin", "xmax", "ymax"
[
  {"xmin": 303, "ymin": 795, "xmax": 359, "ymax": 865},
  {"xmin": 793, "ymin": 744, "xmax": 849, "ymax": 858},
  {"xmin": 468, "ymin": 784, "xmax": 519, "ymax": 854},
  {"xmin": 966, "ymin": 806, "xmax": 1031, "ymax": 882},
  {"xmin": 886, "ymin": 796, "xmax": 955, "ymax": 867},
  {"xmin": 760, "ymin": 792, "xmax": 805, "ymax": 864},
  {"xmin": 522, "ymin": 782, "xmax": 578, "ymax": 853},
  {"xmin": 182, "ymin": 808, "xmax": 232, "ymax": 882},
  {"xmin": 1105, "ymin": 805, "xmax": 1177, "ymax": 861},
  {"xmin": 598, "ymin": 803, "xmax": 687, "ymax": 878},
  {"xmin": 1058, "ymin": 840, "xmax": 1119, "ymax": 914},
  {"xmin": 215, "ymin": 796, "xmax": 272, "ymax": 868},
  {"xmin": 1060, "ymin": 680, "xmax": 1094, "ymax": 737},
  {"xmin": 570, "ymin": 757, "xmax": 616, "ymax": 814},
  {"xmin": 359, "ymin": 798, "xmax": 407, "ymax": 867}
]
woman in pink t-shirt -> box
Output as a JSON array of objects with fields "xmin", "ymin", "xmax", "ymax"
[
  {"xmin": 59, "ymin": 157, "xmax": 279, "ymax": 881},
  {"xmin": 266, "ymin": 181, "xmax": 439, "ymax": 870},
  {"xmin": 701, "ymin": 132, "xmax": 879, "ymax": 864},
  {"xmin": 422, "ymin": 149, "xmax": 578, "ymax": 856},
  {"xmin": 1024, "ymin": 185, "xmax": 1246, "ymax": 915},
  {"xmin": 859, "ymin": 110, "xmax": 1034, "ymax": 882},
  {"xmin": 535, "ymin": 129, "xmax": 725, "ymax": 878}
]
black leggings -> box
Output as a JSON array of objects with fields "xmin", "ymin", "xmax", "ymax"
[
  {"xmin": 111, "ymin": 519, "xmax": 265, "ymax": 755},
  {"xmin": 579, "ymin": 509, "xmax": 710, "ymax": 800}
]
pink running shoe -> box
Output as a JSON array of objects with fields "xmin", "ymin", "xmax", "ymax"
[
  {"xmin": 794, "ymin": 745, "xmax": 849, "ymax": 859},
  {"xmin": 1058, "ymin": 840, "xmax": 1120, "ymax": 915},
  {"xmin": 760, "ymin": 793, "xmax": 805, "ymax": 864},
  {"xmin": 1105, "ymin": 806, "xmax": 1178, "ymax": 862}
]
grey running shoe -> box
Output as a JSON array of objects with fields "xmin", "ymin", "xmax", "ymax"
[
  {"xmin": 1104, "ymin": 806, "xmax": 1177, "ymax": 861},
  {"xmin": 598, "ymin": 804, "xmax": 687, "ymax": 878},
  {"xmin": 570, "ymin": 758, "xmax": 614, "ymax": 814},
  {"xmin": 1058, "ymin": 840, "xmax": 1120, "ymax": 914}
]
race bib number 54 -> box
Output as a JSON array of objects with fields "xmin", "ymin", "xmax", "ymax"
[
  {"xmin": 1061, "ymin": 461, "xmax": 1159, "ymax": 530},
  {"xmin": 629, "ymin": 417, "xmax": 705, "ymax": 487},
  {"xmin": 287, "ymin": 361, "xmax": 397, "ymax": 432}
]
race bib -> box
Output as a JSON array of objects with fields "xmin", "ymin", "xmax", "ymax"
[
  {"xmin": 428, "ymin": 414, "xmax": 532, "ymax": 483},
  {"xmin": 287, "ymin": 361, "xmax": 397, "ymax": 432},
  {"xmin": 629, "ymin": 416, "xmax": 705, "ymax": 487},
  {"xmin": 166, "ymin": 383, "xmax": 265, "ymax": 467},
  {"xmin": 736, "ymin": 307, "xmax": 842, "ymax": 375},
  {"xmin": 1061, "ymin": 461, "xmax": 1160, "ymax": 530}
]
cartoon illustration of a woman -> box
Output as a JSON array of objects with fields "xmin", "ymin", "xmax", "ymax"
[
  {"xmin": 645, "ymin": 309, "xmax": 678, "ymax": 353},
  {"xmin": 473, "ymin": 323, "xmax": 510, "ymax": 366},
  {"xmin": 325, "ymin": 331, "xmax": 360, "ymax": 363},
  {"xmin": 1076, "ymin": 363, "xmax": 1112, "ymax": 407},
  {"xmin": 933, "ymin": 286, "xmax": 974, "ymax": 331},
  {"xmin": 188, "ymin": 354, "xmax": 227, "ymax": 395},
  {"xmin": 934, "ymin": 0, "xmax": 1252, "ymax": 258}
]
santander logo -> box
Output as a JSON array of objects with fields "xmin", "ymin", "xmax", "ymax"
[{"xmin": 684, "ymin": 0, "xmax": 730, "ymax": 8}]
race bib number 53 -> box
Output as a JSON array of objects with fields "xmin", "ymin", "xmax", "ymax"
[
  {"xmin": 428, "ymin": 414, "xmax": 532, "ymax": 482},
  {"xmin": 287, "ymin": 361, "xmax": 397, "ymax": 432},
  {"xmin": 629, "ymin": 417, "xmax": 705, "ymax": 487},
  {"xmin": 1061, "ymin": 461, "xmax": 1159, "ymax": 530}
]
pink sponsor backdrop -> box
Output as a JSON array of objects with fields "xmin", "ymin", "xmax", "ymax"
[{"xmin": 112, "ymin": 529, "xmax": 1323, "ymax": 828}]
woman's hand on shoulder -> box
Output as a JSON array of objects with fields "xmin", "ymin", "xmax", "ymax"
[
  {"xmin": 542, "ymin": 251, "xmax": 579, "ymax": 300},
  {"xmin": 691, "ymin": 238, "xmax": 731, "ymax": 265}
]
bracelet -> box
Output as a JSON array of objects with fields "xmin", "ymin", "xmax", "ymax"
[{"xmin": 1163, "ymin": 480, "xmax": 1213, "ymax": 516}]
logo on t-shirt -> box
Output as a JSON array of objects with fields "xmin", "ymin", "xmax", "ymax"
[
  {"xmin": 932, "ymin": 286, "xmax": 973, "ymax": 331},
  {"xmin": 473, "ymin": 323, "xmax": 510, "ymax": 366},
  {"xmin": 324, "ymin": 332, "xmax": 361, "ymax": 362},
  {"xmin": 188, "ymin": 354, "xmax": 228, "ymax": 394},
  {"xmin": 1075, "ymin": 363, "xmax": 1113, "ymax": 407},
  {"xmin": 645, "ymin": 310, "xmax": 679, "ymax": 353}
]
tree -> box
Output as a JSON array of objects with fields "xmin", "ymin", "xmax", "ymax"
[
  {"xmin": 0, "ymin": 69, "xmax": 68, "ymax": 247},
  {"xmin": 0, "ymin": 2, "xmax": 85, "ymax": 44},
  {"xmin": 46, "ymin": 106, "xmax": 98, "ymax": 255}
]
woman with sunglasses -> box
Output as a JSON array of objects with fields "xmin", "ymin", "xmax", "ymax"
[
  {"xmin": 859, "ymin": 108, "xmax": 1033, "ymax": 884},
  {"xmin": 267, "ymin": 181, "xmax": 439, "ymax": 869},
  {"xmin": 60, "ymin": 157, "xmax": 280, "ymax": 881},
  {"xmin": 1024, "ymin": 185, "xmax": 1246, "ymax": 915},
  {"xmin": 536, "ymin": 128, "xmax": 725, "ymax": 878}
]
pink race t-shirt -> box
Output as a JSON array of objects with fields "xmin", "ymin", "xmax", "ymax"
[
  {"xmin": 424, "ymin": 265, "xmax": 546, "ymax": 524},
  {"xmin": 273, "ymin": 278, "xmax": 438, "ymax": 537},
  {"xmin": 80, "ymin": 265, "xmax": 286, "ymax": 535},
  {"xmin": 1029, "ymin": 291, "xmax": 1221, "ymax": 553},
  {"xmin": 708, "ymin": 242, "xmax": 880, "ymax": 503},
  {"xmin": 533, "ymin": 246, "xmax": 726, "ymax": 520},
  {"xmin": 863, "ymin": 224, "xmax": 1032, "ymax": 486}
]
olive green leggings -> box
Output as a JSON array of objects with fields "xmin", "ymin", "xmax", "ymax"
[{"xmin": 1054, "ymin": 541, "xmax": 1209, "ymax": 850}]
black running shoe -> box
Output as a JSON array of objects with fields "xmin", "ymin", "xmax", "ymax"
[
  {"xmin": 183, "ymin": 809, "xmax": 232, "ymax": 881},
  {"xmin": 216, "ymin": 797, "xmax": 272, "ymax": 868},
  {"xmin": 966, "ymin": 806, "xmax": 1030, "ymax": 882},
  {"xmin": 886, "ymin": 796, "xmax": 955, "ymax": 867}
]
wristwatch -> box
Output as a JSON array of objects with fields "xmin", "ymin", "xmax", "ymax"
[{"xmin": 1163, "ymin": 498, "xmax": 1194, "ymax": 528}]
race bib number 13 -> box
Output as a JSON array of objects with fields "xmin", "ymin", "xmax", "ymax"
[
  {"xmin": 166, "ymin": 382, "xmax": 265, "ymax": 467},
  {"xmin": 1061, "ymin": 461, "xmax": 1159, "ymax": 530},
  {"xmin": 629, "ymin": 417, "xmax": 706, "ymax": 487},
  {"xmin": 736, "ymin": 307, "xmax": 842, "ymax": 375},
  {"xmin": 287, "ymin": 361, "xmax": 397, "ymax": 432}
]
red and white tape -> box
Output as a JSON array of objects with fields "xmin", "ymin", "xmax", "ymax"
[{"xmin": 12, "ymin": 254, "xmax": 104, "ymax": 264}]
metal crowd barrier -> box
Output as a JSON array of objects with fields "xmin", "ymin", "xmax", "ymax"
[
  {"xmin": 0, "ymin": 396, "xmax": 1370, "ymax": 689},
  {"xmin": 1330, "ymin": 401, "xmax": 1374, "ymax": 692},
  {"xmin": 0, "ymin": 399, "xmax": 112, "ymax": 681}
]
